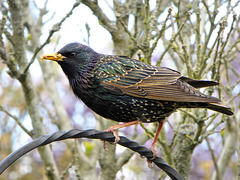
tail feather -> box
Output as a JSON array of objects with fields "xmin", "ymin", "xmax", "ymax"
[
  {"xmin": 180, "ymin": 76, "xmax": 219, "ymax": 88},
  {"xmin": 179, "ymin": 77, "xmax": 234, "ymax": 115},
  {"xmin": 181, "ymin": 101, "xmax": 234, "ymax": 115},
  {"xmin": 206, "ymin": 102, "xmax": 233, "ymax": 115}
]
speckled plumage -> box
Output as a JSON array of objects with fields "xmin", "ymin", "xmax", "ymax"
[
  {"xmin": 46, "ymin": 43, "xmax": 232, "ymax": 123},
  {"xmin": 42, "ymin": 42, "xmax": 233, "ymax": 155}
]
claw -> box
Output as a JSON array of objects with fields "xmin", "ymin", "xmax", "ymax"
[
  {"xmin": 150, "ymin": 143, "xmax": 158, "ymax": 159},
  {"xmin": 104, "ymin": 126, "xmax": 121, "ymax": 143},
  {"xmin": 102, "ymin": 140, "xmax": 108, "ymax": 151},
  {"xmin": 104, "ymin": 120, "xmax": 140, "ymax": 143},
  {"xmin": 101, "ymin": 121, "xmax": 140, "ymax": 151},
  {"xmin": 147, "ymin": 159, "xmax": 153, "ymax": 168}
]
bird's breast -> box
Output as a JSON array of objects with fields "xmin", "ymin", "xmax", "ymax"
[{"xmin": 69, "ymin": 76, "xmax": 179, "ymax": 123}]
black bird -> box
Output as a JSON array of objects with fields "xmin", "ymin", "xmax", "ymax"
[{"xmin": 41, "ymin": 43, "xmax": 233, "ymax": 155}]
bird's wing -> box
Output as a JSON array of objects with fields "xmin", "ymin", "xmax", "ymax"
[{"xmin": 97, "ymin": 56, "xmax": 220, "ymax": 103}]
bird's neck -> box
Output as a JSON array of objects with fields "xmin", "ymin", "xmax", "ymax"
[
  {"xmin": 68, "ymin": 68, "xmax": 95, "ymax": 98},
  {"xmin": 60, "ymin": 52, "xmax": 100, "ymax": 101}
]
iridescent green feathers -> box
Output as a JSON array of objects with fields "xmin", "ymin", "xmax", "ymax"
[
  {"xmin": 94, "ymin": 55, "xmax": 233, "ymax": 115},
  {"xmin": 96, "ymin": 55, "xmax": 218, "ymax": 102},
  {"xmin": 43, "ymin": 43, "xmax": 233, "ymax": 116}
]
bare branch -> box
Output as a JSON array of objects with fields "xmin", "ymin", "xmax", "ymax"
[
  {"xmin": 211, "ymin": 119, "xmax": 238, "ymax": 180},
  {"xmin": 156, "ymin": 11, "xmax": 192, "ymax": 66},
  {"xmin": 81, "ymin": 0, "xmax": 117, "ymax": 34},
  {"xmin": 206, "ymin": 138, "xmax": 220, "ymax": 180},
  {"xmin": 150, "ymin": 7, "xmax": 172, "ymax": 57},
  {"xmin": 0, "ymin": 105, "xmax": 33, "ymax": 136},
  {"xmin": 23, "ymin": 2, "xmax": 80, "ymax": 74},
  {"xmin": 7, "ymin": 0, "xmax": 60, "ymax": 178}
]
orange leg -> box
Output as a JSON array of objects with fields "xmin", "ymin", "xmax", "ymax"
[
  {"xmin": 104, "ymin": 120, "xmax": 140, "ymax": 143},
  {"xmin": 103, "ymin": 120, "xmax": 164, "ymax": 159},
  {"xmin": 150, "ymin": 121, "xmax": 164, "ymax": 157}
]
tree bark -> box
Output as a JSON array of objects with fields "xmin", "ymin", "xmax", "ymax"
[{"xmin": 7, "ymin": 0, "xmax": 60, "ymax": 179}]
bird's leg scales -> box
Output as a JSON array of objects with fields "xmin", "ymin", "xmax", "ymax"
[
  {"xmin": 146, "ymin": 121, "xmax": 164, "ymax": 168},
  {"xmin": 149, "ymin": 121, "xmax": 164, "ymax": 158},
  {"xmin": 103, "ymin": 120, "xmax": 140, "ymax": 150}
]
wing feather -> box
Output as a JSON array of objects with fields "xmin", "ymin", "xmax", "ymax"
[{"xmin": 97, "ymin": 56, "xmax": 220, "ymax": 103}]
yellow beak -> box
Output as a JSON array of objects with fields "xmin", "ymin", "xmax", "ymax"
[{"xmin": 41, "ymin": 53, "xmax": 66, "ymax": 62}]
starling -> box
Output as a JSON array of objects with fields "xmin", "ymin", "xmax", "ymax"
[{"xmin": 41, "ymin": 43, "xmax": 233, "ymax": 155}]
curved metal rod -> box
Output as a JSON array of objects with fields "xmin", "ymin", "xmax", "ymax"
[{"xmin": 0, "ymin": 129, "xmax": 184, "ymax": 180}]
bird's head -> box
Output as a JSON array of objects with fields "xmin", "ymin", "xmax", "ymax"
[{"xmin": 41, "ymin": 43, "xmax": 99, "ymax": 79}]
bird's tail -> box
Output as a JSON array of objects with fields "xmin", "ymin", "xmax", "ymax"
[
  {"xmin": 206, "ymin": 102, "xmax": 233, "ymax": 115},
  {"xmin": 177, "ymin": 77, "xmax": 234, "ymax": 115},
  {"xmin": 181, "ymin": 101, "xmax": 234, "ymax": 115}
]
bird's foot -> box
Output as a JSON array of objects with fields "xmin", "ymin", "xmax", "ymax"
[
  {"xmin": 102, "ymin": 126, "xmax": 121, "ymax": 151},
  {"xmin": 102, "ymin": 121, "xmax": 140, "ymax": 151},
  {"xmin": 150, "ymin": 143, "xmax": 158, "ymax": 158},
  {"xmin": 104, "ymin": 125, "xmax": 121, "ymax": 143},
  {"xmin": 102, "ymin": 140, "xmax": 108, "ymax": 151},
  {"xmin": 147, "ymin": 159, "xmax": 154, "ymax": 168},
  {"xmin": 146, "ymin": 144, "xmax": 158, "ymax": 168}
]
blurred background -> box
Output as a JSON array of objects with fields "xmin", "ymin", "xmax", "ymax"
[{"xmin": 0, "ymin": 0, "xmax": 239, "ymax": 179}]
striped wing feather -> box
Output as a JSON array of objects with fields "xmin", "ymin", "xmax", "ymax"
[{"xmin": 101, "ymin": 64, "xmax": 220, "ymax": 103}]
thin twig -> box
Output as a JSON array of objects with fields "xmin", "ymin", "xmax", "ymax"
[
  {"xmin": 117, "ymin": 16, "xmax": 142, "ymax": 50},
  {"xmin": 0, "ymin": 105, "xmax": 33, "ymax": 136},
  {"xmin": 60, "ymin": 159, "xmax": 74, "ymax": 179},
  {"xmin": 211, "ymin": 20, "xmax": 227, "ymax": 81},
  {"xmin": 156, "ymin": 11, "xmax": 192, "ymax": 66},
  {"xmin": 219, "ymin": 14, "xmax": 237, "ymax": 59},
  {"xmin": 150, "ymin": 7, "xmax": 172, "ymax": 56},
  {"xmin": 143, "ymin": 0, "xmax": 150, "ymax": 49},
  {"xmin": 23, "ymin": 2, "xmax": 80, "ymax": 74},
  {"xmin": 206, "ymin": 138, "xmax": 220, "ymax": 179}
]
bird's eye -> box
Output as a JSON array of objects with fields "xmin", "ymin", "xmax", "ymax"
[{"xmin": 69, "ymin": 52, "xmax": 76, "ymax": 58}]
